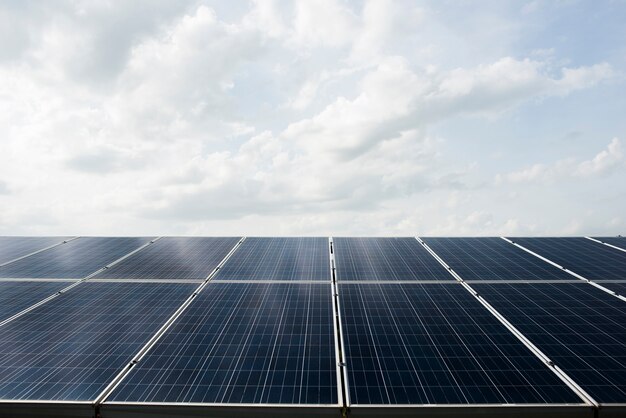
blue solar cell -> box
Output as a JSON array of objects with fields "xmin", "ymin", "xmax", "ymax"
[
  {"xmin": 473, "ymin": 282, "xmax": 626, "ymax": 403},
  {"xmin": 213, "ymin": 237, "xmax": 329, "ymax": 281},
  {"xmin": 0, "ymin": 281, "xmax": 195, "ymax": 401},
  {"xmin": 93, "ymin": 237, "xmax": 240, "ymax": 280},
  {"xmin": 593, "ymin": 237, "xmax": 626, "ymax": 251},
  {"xmin": 0, "ymin": 237, "xmax": 152, "ymax": 279},
  {"xmin": 510, "ymin": 237, "xmax": 626, "ymax": 281},
  {"xmin": 339, "ymin": 282, "xmax": 581, "ymax": 405},
  {"xmin": 0, "ymin": 237, "xmax": 69, "ymax": 265},
  {"xmin": 334, "ymin": 238, "xmax": 452, "ymax": 281},
  {"xmin": 109, "ymin": 282, "xmax": 338, "ymax": 405},
  {"xmin": 422, "ymin": 237, "xmax": 574, "ymax": 281},
  {"xmin": 0, "ymin": 281, "xmax": 72, "ymax": 322}
]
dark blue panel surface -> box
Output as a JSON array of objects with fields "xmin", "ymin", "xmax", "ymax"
[
  {"xmin": 334, "ymin": 238, "xmax": 451, "ymax": 281},
  {"xmin": 0, "ymin": 281, "xmax": 195, "ymax": 401},
  {"xmin": 593, "ymin": 237, "xmax": 626, "ymax": 251},
  {"xmin": 0, "ymin": 281, "xmax": 71, "ymax": 321},
  {"xmin": 0, "ymin": 237, "xmax": 152, "ymax": 279},
  {"xmin": 0, "ymin": 237, "xmax": 69, "ymax": 265},
  {"xmin": 109, "ymin": 282, "xmax": 338, "ymax": 405},
  {"xmin": 599, "ymin": 282, "xmax": 626, "ymax": 296},
  {"xmin": 94, "ymin": 237, "xmax": 240, "ymax": 280},
  {"xmin": 510, "ymin": 237, "xmax": 626, "ymax": 281},
  {"xmin": 339, "ymin": 283, "xmax": 581, "ymax": 405},
  {"xmin": 473, "ymin": 282, "xmax": 626, "ymax": 403},
  {"xmin": 213, "ymin": 237, "xmax": 329, "ymax": 281},
  {"xmin": 423, "ymin": 237, "xmax": 573, "ymax": 281}
]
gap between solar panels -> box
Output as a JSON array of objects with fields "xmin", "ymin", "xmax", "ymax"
[
  {"xmin": 92, "ymin": 237, "xmax": 247, "ymax": 412},
  {"xmin": 501, "ymin": 237, "xmax": 626, "ymax": 303},
  {"xmin": 415, "ymin": 237, "xmax": 599, "ymax": 408},
  {"xmin": 0, "ymin": 237, "xmax": 163, "ymax": 329}
]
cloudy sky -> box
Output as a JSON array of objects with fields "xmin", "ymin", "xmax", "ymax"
[{"xmin": 0, "ymin": 1, "xmax": 624, "ymax": 236}]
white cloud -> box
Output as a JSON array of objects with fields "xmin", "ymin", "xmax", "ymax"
[
  {"xmin": 0, "ymin": 1, "xmax": 623, "ymax": 236},
  {"xmin": 499, "ymin": 138, "xmax": 624, "ymax": 184}
]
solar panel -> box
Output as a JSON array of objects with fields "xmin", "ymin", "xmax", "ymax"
[
  {"xmin": 333, "ymin": 238, "xmax": 452, "ymax": 281},
  {"xmin": 0, "ymin": 281, "xmax": 196, "ymax": 401},
  {"xmin": 108, "ymin": 282, "xmax": 338, "ymax": 405},
  {"xmin": 598, "ymin": 282, "xmax": 626, "ymax": 296},
  {"xmin": 339, "ymin": 282, "xmax": 581, "ymax": 405},
  {"xmin": 509, "ymin": 237, "xmax": 626, "ymax": 281},
  {"xmin": 422, "ymin": 237, "xmax": 574, "ymax": 281},
  {"xmin": 0, "ymin": 237, "xmax": 69, "ymax": 265},
  {"xmin": 93, "ymin": 237, "xmax": 240, "ymax": 281},
  {"xmin": 0, "ymin": 237, "xmax": 152, "ymax": 279},
  {"xmin": 212, "ymin": 237, "xmax": 329, "ymax": 281},
  {"xmin": 593, "ymin": 237, "xmax": 626, "ymax": 251},
  {"xmin": 0, "ymin": 281, "xmax": 72, "ymax": 322},
  {"xmin": 472, "ymin": 282, "xmax": 626, "ymax": 403}
]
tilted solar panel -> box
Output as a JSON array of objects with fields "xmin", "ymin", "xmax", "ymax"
[
  {"xmin": 334, "ymin": 237, "xmax": 452, "ymax": 281},
  {"xmin": 339, "ymin": 282, "xmax": 581, "ymax": 405},
  {"xmin": 593, "ymin": 237, "xmax": 626, "ymax": 251},
  {"xmin": 422, "ymin": 237, "xmax": 574, "ymax": 281},
  {"xmin": 509, "ymin": 237, "xmax": 626, "ymax": 281},
  {"xmin": 0, "ymin": 281, "xmax": 72, "ymax": 322},
  {"xmin": 108, "ymin": 282, "xmax": 338, "ymax": 405},
  {"xmin": 598, "ymin": 282, "xmax": 626, "ymax": 296},
  {"xmin": 0, "ymin": 237, "xmax": 70, "ymax": 265},
  {"xmin": 213, "ymin": 237, "xmax": 329, "ymax": 281},
  {"xmin": 473, "ymin": 282, "xmax": 626, "ymax": 403},
  {"xmin": 0, "ymin": 281, "xmax": 195, "ymax": 401},
  {"xmin": 0, "ymin": 237, "xmax": 152, "ymax": 279},
  {"xmin": 93, "ymin": 237, "xmax": 240, "ymax": 281}
]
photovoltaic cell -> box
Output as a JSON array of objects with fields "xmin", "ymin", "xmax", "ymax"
[
  {"xmin": 422, "ymin": 237, "xmax": 573, "ymax": 281},
  {"xmin": 473, "ymin": 282, "xmax": 626, "ymax": 403},
  {"xmin": 593, "ymin": 237, "xmax": 626, "ymax": 251},
  {"xmin": 339, "ymin": 283, "xmax": 581, "ymax": 405},
  {"xmin": 0, "ymin": 281, "xmax": 72, "ymax": 322},
  {"xmin": 334, "ymin": 238, "xmax": 452, "ymax": 281},
  {"xmin": 109, "ymin": 282, "xmax": 338, "ymax": 405},
  {"xmin": 93, "ymin": 237, "xmax": 240, "ymax": 281},
  {"xmin": 0, "ymin": 281, "xmax": 196, "ymax": 401},
  {"xmin": 0, "ymin": 237, "xmax": 69, "ymax": 265},
  {"xmin": 213, "ymin": 237, "xmax": 329, "ymax": 281},
  {"xmin": 510, "ymin": 237, "xmax": 626, "ymax": 281},
  {"xmin": 0, "ymin": 237, "xmax": 152, "ymax": 279}
]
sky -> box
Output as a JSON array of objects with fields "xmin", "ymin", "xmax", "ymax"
[{"xmin": 0, "ymin": 0, "xmax": 625, "ymax": 236}]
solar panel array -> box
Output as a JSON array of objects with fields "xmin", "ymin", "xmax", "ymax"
[{"xmin": 0, "ymin": 235, "xmax": 625, "ymax": 418}]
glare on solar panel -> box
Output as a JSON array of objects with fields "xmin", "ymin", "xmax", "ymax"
[
  {"xmin": 0, "ymin": 237, "xmax": 153, "ymax": 279},
  {"xmin": 93, "ymin": 237, "xmax": 241, "ymax": 281},
  {"xmin": 0, "ymin": 237, "xmax": 70, "ymax": 265}
]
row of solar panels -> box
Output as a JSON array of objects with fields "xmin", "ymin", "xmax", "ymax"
[
  {"xmin": 1, "ymin": 236, "xmax": 625, "ymax": 282},
  {"xmin": 0, "ymin": 236, "xmax": 624, "ymax": 418}
]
